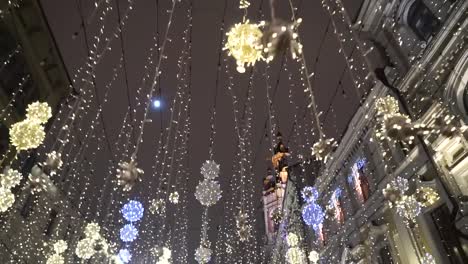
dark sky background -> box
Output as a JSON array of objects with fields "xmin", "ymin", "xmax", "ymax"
[{"xmin": 40, "ymin": 0, "xmax": 364, "ymax": 262}]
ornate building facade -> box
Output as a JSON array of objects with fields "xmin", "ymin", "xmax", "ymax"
[{"xmin": 267, "ymin": 0, "xmax": 468, "ymax": 263}]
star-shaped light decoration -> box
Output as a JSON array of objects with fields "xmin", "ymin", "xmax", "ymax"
[
  {"xmin": 225, "ymin": 20, "xmax": 264, "ymax": 73},
  {"xmin": 0, "ymin": 167, "xmax": 22, "ymax": 189},
  {"xmin": 169, "ymin": 192, "xmax": 179, "ymax": 204},
  {"xmin": 149, "ymin": 198, "xmax": 166, "ymax": 215},
  {"xmin": 262, "ymin": 18, "xmax": 303, "ymax": 62},
  {"xmin": 116, "ymin": 159, "xmax": 143, "ymax": 191},
  {"xmin": 312, "ymin": 137, "xmax": 337, "ymax": 162}
]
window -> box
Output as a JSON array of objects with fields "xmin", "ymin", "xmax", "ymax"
[
  {"xmin": 406, "ymin": 0, "xmax": 440, "ymax": 41},
  {"xmin": 348, "ymin": 158, "xmax": 370, "ymax": 203},
  {"xmin": 330, "ymin": 188, "xmax": 345, "ymax": 224}
]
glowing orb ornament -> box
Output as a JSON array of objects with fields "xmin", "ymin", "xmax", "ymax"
[
  {"xmin": 286, "ymin": 247, "xmax": 306, "ymax": 264},
  {"xmin": 53, "ymin": 240, "xmax": 68, "ymax": 254},
  {"xmin": 10, "ymin": 119, "xmax": 46, "ymax": 151},
  {"xmin": 195, "ymin": 179, "xmax": 222, "ymax": 207},
  {"xmin": 169, "ymin": 192, "xmax": 179, "ymax": 204},
  {"xmin": 149, "ymin": 198, "xmax": 166, "ymax": 215},
  {"xmin": 46, "ymin": 254, "xmax": 64, "ymax": 264},
  {"xmin": 194, "ymin": 245, "xmax": 212, "ymax": 264},
  {"xmin": 0, "ymin": 187, "xmax": 15, "ymax": 212},
  {"xmin": 84, "ymin": 223, "xmax": 101, "ymax": 240},
  {"xmin": 287, "ymin": 233, "xmax": 299, "ymax": 247},
  {"xmin": 312, "ymin": 137, "xmax": 337, "ymax": 162},
  {"xmin": 26, "ymin": 101, "xmax": 52, "ymax": 124},
  {"xmin": 121, "ymin": 200, "xmax": 144, "ymax": 222},
  {"xmin": 301, "ymin": 186, "xmax": 318, "ymax": 204},
  {"xmin": 75, "ymin": 238, "xmax": 96, "ymax": 259},
  {"xmin": 309, "ymin": 250, "xmax": 320, "ymax": 263},
  {"xmin": 302, "ymin": 202, "xmax": 324, "ymax": 232},
  {"xmin": 116, "ymin": 159, "xmax": 143, "ymax": 191},
  {"xmin": 118, "ymin": 249, "xmax": 132, "ymax": 263},
  {"xmin": 0, "ymin": 167, "xmax": 22, "ymax": 189},
  {"xmin": 200, "ymin": 160, "xmax": 220, "ymax": 180},
  {"xmin": 120, "ymin": 224, "xmax": 138, "ymax": 242},
  {"xmin": 225, "ymin": 20, "xmax": 264, "ymax": 73}
]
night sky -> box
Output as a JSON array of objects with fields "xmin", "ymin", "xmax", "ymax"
[{"xmin": 40, "ymin": 0, "xmax": 364, "ymax": 262}]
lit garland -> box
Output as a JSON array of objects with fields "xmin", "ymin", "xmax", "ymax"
[
  {"xmin": 46, "ymin": 240, "xmax": 68, "ymax": 264},
  {"xmin": 153, "ymin": 247, "xmax": 171, "ymax": 264},
  {"xmin": 236, "ymin": 209, "xmax": 251, "ymax": 242},
  {"xmin": 421, "ymin": 253, "xmax": 436, "ymax": 264},
  {"xmin": 76, "ymin": 222, "xmax": 112, "ymax": 260},
  {"xmin": 312, "ymin": 137, "xmax": 337, "ymax": 162},
  {"xmin": 119, "ymin": 223, "xmax": 139, "ymax": 242},
  {"xmin": 46, "ymin": 254, "xmax": 64, "ymax": 264},
  {"xmin": 121, "ymin": 200, "xmax": 144, "ymax": 222},
  {"xmin": 285, "ymin": 233, "xmax": 306, "ymax": 264},
  {"xmin": 225, "ymin": 20, "xmax": 264, "ymax": 73}
]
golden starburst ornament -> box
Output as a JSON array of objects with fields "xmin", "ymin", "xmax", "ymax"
[{"xmin": 225, "ymin": 20, "xmax": 264, "ymax": 73}]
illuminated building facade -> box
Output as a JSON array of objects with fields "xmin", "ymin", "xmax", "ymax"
[{"xmin": 267, "ymin": 0, "xmax": 468, "ymax": 263}]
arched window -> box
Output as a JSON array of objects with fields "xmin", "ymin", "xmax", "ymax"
[
  {"xmin": 445, "ymin": 51, "xmax": 468, "ymax": 121},
  {"xmin": 400, "ymin": 0, "xmax": 440, "ymax": 41}
]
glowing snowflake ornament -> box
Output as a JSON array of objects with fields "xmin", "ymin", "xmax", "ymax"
[
  {"xmin": 0, "ymin": 167, "xmax": 22, "ymax": 189},
  {"xmin": 195, "ymin": 179, "xmax": 222, "ymax": 207},
  {"xmin": 26, "ymin": 101, "xmax": 52, "ymax": 124},
  {"xmin": 116, "ymin": 159, "xmax": 143, "ymax": 191},
  {"xmin": 0, "ymin": 187, "xmax": 15, "ymax": 212},
  {"xmin": 84, "ymin": 223, "xmax": 101, "ymax": 240},
  {"xmin": 169, "ymin": 192, "xmax": 179, "ymax": 204},
  {"xmin": 287, "ymin": 233, "xmax": 299, "ymax": 247},
  {"xmin": 225, "ymin": 20, "xmax": 264, "ymax": 73},
  {"xmin": 121, "ymin": 200, "xmax": 144, "ymax": 222},
  {"xmin": 200, "ymin": 160, "xmax": 220, "ymax": 180},
  {"xmin": 10, "ymin": 120, "xmax": 46, "ymax": 151},
  {"xmin": 286, "ymin": 247, "xmax": 306, "ymax": 264}
]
